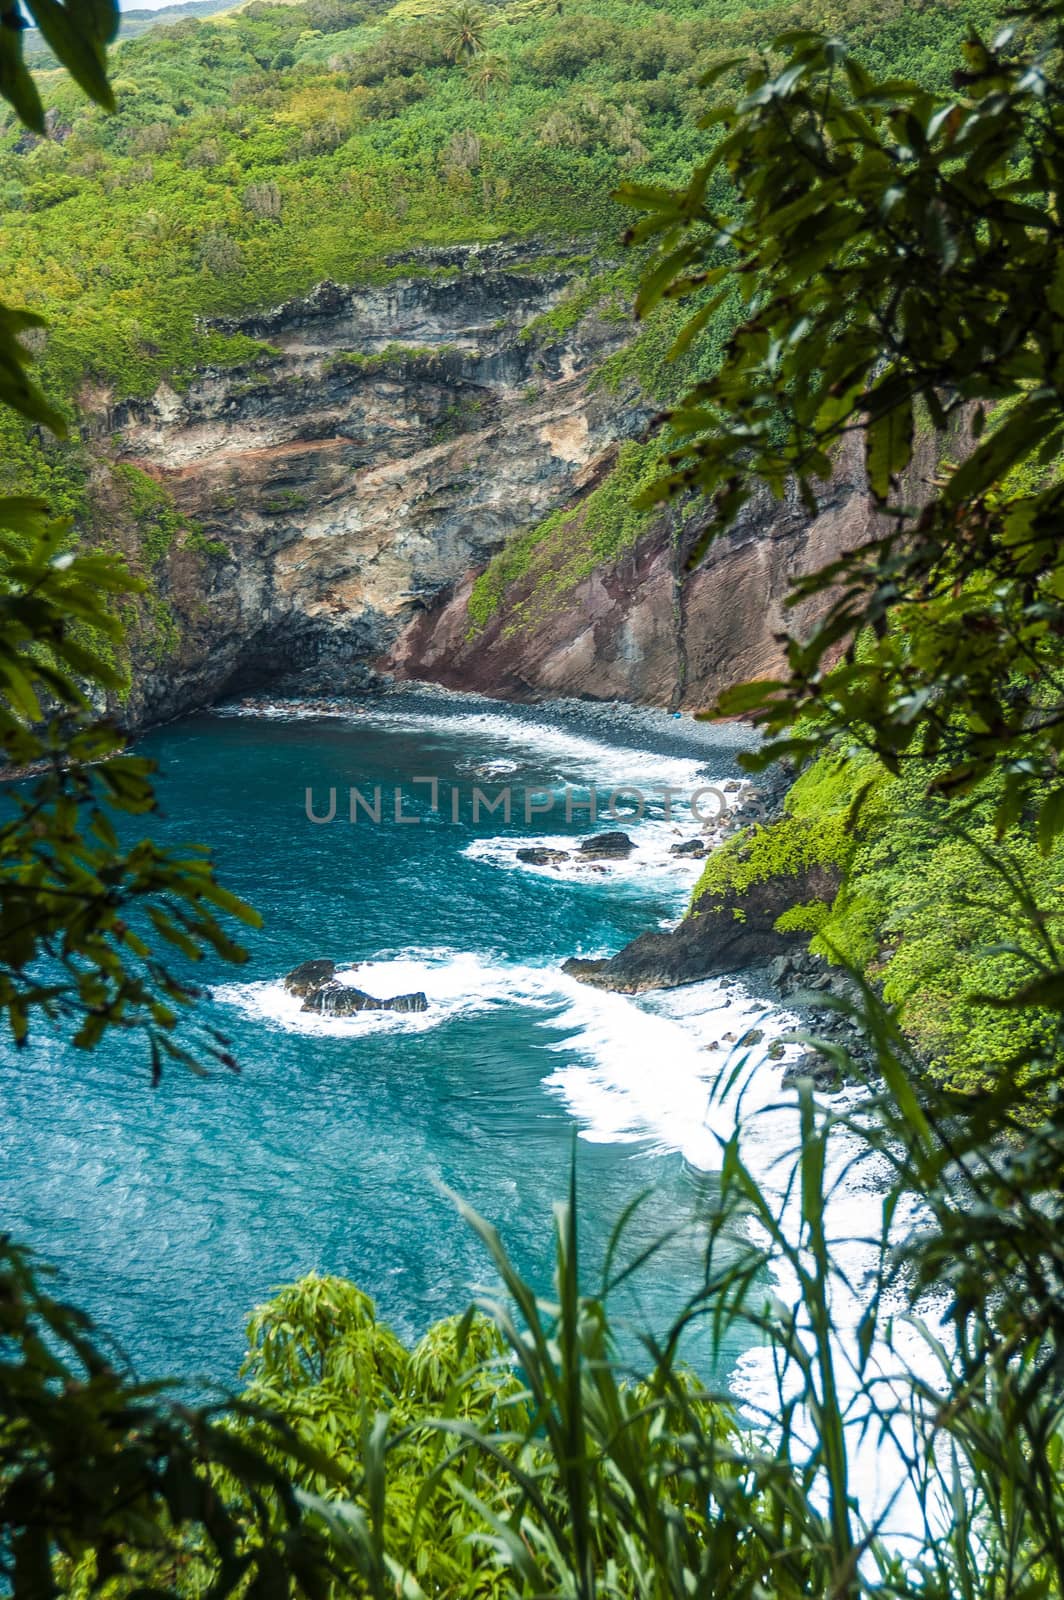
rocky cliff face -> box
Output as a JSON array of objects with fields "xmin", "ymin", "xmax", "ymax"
[
  {"xmin": 89, "ymin": 238, "xmax": 945, "ymax": 727},
  {"xmin": 389, "ymin": 427, "xmax": 930, "ymax": 711},
  {"xmin": 94, "ymin": 241, "xmax": 651, "ymax": 726}
]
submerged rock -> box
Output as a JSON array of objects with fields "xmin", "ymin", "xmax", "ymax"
[
  {"xmin": 578, "ymin": 831, "xmax": 635, "ymax": 860},
  {"xmin": 517, "ymin": 847, "xmax": 570, "ymax": 866},
  {"xmin": 284, "ymin": 959, "xmax": 338, "ymax": 997},
  {"xmin": 301, "ymin": 982, "xmax": 428, "ymax": 1016}
]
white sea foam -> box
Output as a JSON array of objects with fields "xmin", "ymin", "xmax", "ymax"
[
  {"xmin": 531, "ymin": 960, "xmax": 932, "ymax": 1542},
  {"xmin": 213, "ymin": 948, "xmax": 802, "ymax": 1173},
  {"xmin": 213, "ymin": 948, "xmax": 566, "ymax": 1038},
  {"xmin": 217, "ymin": 935, "xmax": 922, "ymax": 1524},
  {"xmin": 463, "ymin": 814, "xmax": 729, "ymax": 891},
  {"xmin": 541, "ymin": 976, "xmax": 803, "ymax": 1168}
]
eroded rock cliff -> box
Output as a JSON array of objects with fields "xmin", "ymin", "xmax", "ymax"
[
  {"xmin": 93, "ymin": 241, "xmax": 651, "ymax": 725},
  {"xmin": 388, "ymin": 427, "xmax": 936, "ymax": 711},
  {"xmin": 86, "ymin": 238, "xmax": 943, "ymax": 725}
]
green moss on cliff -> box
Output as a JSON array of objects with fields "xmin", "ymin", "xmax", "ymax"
[
  {"xmin": 112, "ymin": 463, "xmax": 188, "ymax": 568},
  {"xmin": 691, "ymin": 752, "xmax": 882, "ymax": 904},
  {"xmin": 467, "ymin": 438, "xmax": 660, "ymax": 634}
]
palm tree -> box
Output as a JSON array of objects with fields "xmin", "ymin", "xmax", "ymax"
[
  {"xmin": 439, "ymin": 2, "xmax": 488, "ymax": 64},
  {"xmin": 467, "ymin": 51, "xmax": 510, "ymax": 99}
]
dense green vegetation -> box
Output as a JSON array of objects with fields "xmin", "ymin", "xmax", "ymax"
[
  {"xmin": 629, "ymin": 0, "xmax": 1064, "ymax": 1097},
  {"xmin": 694, "ymin": 750, "xmax": 1064, "ymax": 1091},
  {"xmin": 5, "ymin": 1, "xmax": 1064, "ymax": 1597},
  {"xmin": 0, "ymin": 0, "xmax": 998, "ymax": 542}
]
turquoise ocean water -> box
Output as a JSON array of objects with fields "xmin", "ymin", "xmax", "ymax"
[{"xmin": 0, "ymin": 696, "xmax": 798, "ymax": 1392}]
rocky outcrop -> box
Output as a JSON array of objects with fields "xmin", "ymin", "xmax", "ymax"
[
  {"xmin": 283, "ymin": 959, "xmax": 339, "ymax": 997},
  {"xmin": 281, "ymin": 960, "xmax": 429, "ymax": 1014},
  {"xmin": 301, "ymin": 982, "xmax": 429, "ymax": 1016},
  {"xmin": 562, "ymin": 861, "xmax": 841, "ymax": 994},
  {"xmin": 578, "ymin": 831, "xmax": 634, "ymax": 860},
  {"xmin": 91, "ymin": 241, "xmax": 651, "ymax": 727}
]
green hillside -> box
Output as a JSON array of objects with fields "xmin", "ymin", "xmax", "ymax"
[
  {"xmin": 22, "ymin": 0, "xmax": 236, "ymax": 67},
  {"xmin": 1, "ymin": 0, "xmax": 995, "ymax": 413}
]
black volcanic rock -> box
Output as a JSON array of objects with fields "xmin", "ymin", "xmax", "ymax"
[
  {"xmin": 563, "ymin": 863, "xmax": 841, "ymax": 994},
  {"xmin": 283, "ymin": 959, "xmax": 338, "ymax": 997},
  {"xmin": 301, "ymin": 982, "xmax": 428, "ymax": 1016},
  {"xmin": 561, "ymin": 957, "xmax": 610, "ymax": 983},
  {"xmin": 517, "ymin": 847, "xmax": 570, "ymax": 865},
  {"xmin": 388, "ymin": 992, "xmax": 429, "ymax": 1013},
  {"xmin": 578, "ymin": 831, "xmax": 634, "ymax": 859}
]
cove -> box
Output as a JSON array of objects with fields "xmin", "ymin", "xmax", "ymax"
[{"xmin": 0, "ymin": 692, "xmax": 798, "ymax": 1392}]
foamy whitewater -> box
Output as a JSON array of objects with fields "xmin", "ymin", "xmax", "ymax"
[
  {"xmin": 217, "ymin": 693, "xmax": 724, "ymax": 797},
  {"xmin": 217, "ymin": 949, "xmax": 801, "ymax": 1168}
]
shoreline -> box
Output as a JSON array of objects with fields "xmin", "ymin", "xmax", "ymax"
[{"xmin": 211, "ymin": 679, "xmax": 762, "ymax": 771}]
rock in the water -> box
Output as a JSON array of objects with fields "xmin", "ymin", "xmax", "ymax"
[
  {"xmin": 517, "ymin": 847, "xmax": 570, "ymax": 866},
  {"xmin": 284, "ymin": 959, "xmax": 337, "ymax": 997},
  {"xmin": 301, "ymin": 983, "xmax": 429, "ymax": 1016},
  {"xmin": 303, "ymin": 983, "xmax": 381, "ymax": 1015},
  {"xmin": 388, "ymin": 992, "xmax": 429, "ymax": 1013},
  {"xmin": 738, "ymin": 1028, "xmax": 764, "ymax": 1048},
  {"xmin": 670, "ymin": 839, "xmax": 705, "ymax": 858},
  {"xmin": 578, "ymin": 831, "xmax": 635, "ymax": 859}
]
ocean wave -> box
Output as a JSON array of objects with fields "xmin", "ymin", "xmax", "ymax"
[
  {"xmin": 214, "ymin": 696, "xmax": 724, "ymax": 796},
  {"xmin": 213, "ymin": 947, "xmax": 803, "ymax": 1173},
  {"xmin": 213, "ymin": 948, "xmax": 567, "ymax": 1039},
  {"xmin": 542, "ymin": 975, "xmax": 804, "ymax": 1169}
]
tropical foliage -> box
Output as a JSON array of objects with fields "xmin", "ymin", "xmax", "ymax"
[
  {"xmin": 627, "ymin": 0, "xmax": 1064, "ymax": 828},
  {"xmin": 0, "ymin": 0, "xmax": 996, "ymax": 521},
  {"xmin": 5, "ymin": 2, "xmax": 1064, "ymax": 1599}
]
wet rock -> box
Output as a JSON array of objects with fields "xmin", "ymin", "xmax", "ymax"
[
  {"xmin": 302, "ymin": 982, "xmax": 379, "ymax": 1014},
  {"xmin": 781, "ymin": 1051, "xmax": 844, "ymax": 1094},
  {"xmin": 283, "ymin": 959, "xmax": 338, "ymax": 997},
  {"xmin": 563, "ymin": 861, "xmax": 840, "ymax": 993},
  {"xmin": 387, "ymin": 992, "xmax": 430, "ymax": 1013},
  {"xmin": 669, "ymin": 839, "xmax": 705, "ymax": 858},
  {"xmin": 767, "ymin": 1040, "xmax": 785, "ymax": 1061},
  {"xmin": 517, "ymin": 847, "xmax": 570, "ymax": 866},
  {"xmin": 561, "ymin": 957, "xmax": 609, "ymax": 982},
  {"xmin": 578, "ymin": 831, "xmax": 635, "ymax": 859},
  {"xmin": 738, "ymin": 1028, "xmax": 764, "ymax": 1048},
  {"xmin": 302, "ymin": 983, "xmax": 428, "ymax": 1016}
]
